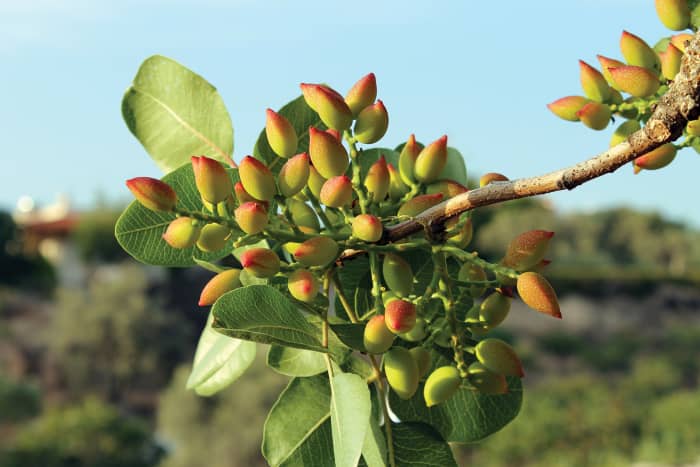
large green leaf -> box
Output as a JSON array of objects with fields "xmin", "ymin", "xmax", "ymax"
[
  {"xmin": 263, "ymin": 375, "xmax": 334, "ymax": 467},
  {"xmin": 330, "ymin": 323, "xmax": 367, "ymax": 353},
  {"xmin": 438, "ymin": 147, "xmax": 468, "ymax": 186},
  {"xmin": 334, "ymin": 255, "xmax": 373, "ymax": 320},
  {"xmin": 185, "ymin": 312, "xmax": 256, "ymax": 396},
  {"xmin": 392, "ymin": 422, "xmax": 457, "ymax": 467},
  {"xmin": 114, "ymin": 164, "xmax": 239, "ymax": 267},
  {"xmin": 361, "ymin": 387, "xmax": 387, "ymax": 467},
  {"xmin": 122, "ymin": 55, "xmax": 234, "ymax": 173},
  {"xmin": 267, "ymin": 345, "xmax": 326, "ymax": 377},
  {"xmin": 212, "ymin": 285, "xmax": 327, "ymax": 352},
  {"xmin": 330, "ymin": 373, "xmax": 371, "ymax": 467}
]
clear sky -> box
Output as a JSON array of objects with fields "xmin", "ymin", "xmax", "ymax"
[{"xmin": 2, "ymin": 0, "xmax": 698, "ymax": 226}]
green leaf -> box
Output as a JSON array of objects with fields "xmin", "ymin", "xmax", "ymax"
[
  {"xmin": 115, "ymin": 164, "xmax": 239, "ymax": 267},
  {"xmin": 253, "ymin": 95, "xmax": 325, "ymax": 175},
  {"xmin": 690, "ymin": 0, "xmax": 700, "ymax": 30},
  {"xmin": 330, "ymin": 373, "xmax": 371, "ymax": 467},
  {"xmin": 263, "ymin": 375, "xmax": 334, "ymax": 467},
  {"xmin": 212, "ymin": 285, "xmax": 327, "ymax": 352},
  {"xmin": 392, "ymin": 422, "xmax": 457, "ymax": 467},
  {"xmin": 334, "ymin": 255, "xmax": 373, "ymax": 320},
  {"xmin": 267, "ymin": 345, "xmax": 326, "ymax": 377},
  {"xmin": 185, "ymin": 312, "xmax": 256, "ymax": 396},
  {"xmin": 330, "ymin": 323, "xmax": 367, "ymax": 353},
  {"xmin": 438, "ymin": 147, "xmax": 468, "ymax": 186},
  {"xmin": 122, "ymin": 55, "xmax": 234, "ymax": 174},
  {"xmin": 192, "ymin": 258, "xmax": 228, "ymax": 273},
  {"xmin": 361, "ymin": 388, "xmax": 387, "ymax": 467},
  {"xmin": 356, "ymin": 148, "xmax": 400, "ymax": 179}
]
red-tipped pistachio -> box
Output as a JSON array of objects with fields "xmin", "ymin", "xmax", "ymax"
[
  {"xmin": 547, "ymin": 96, "xmax": 590, "ymax": 121},
  {"xmin": 426, "ymin": 179, "xmax": 468, "ymax": 198},
  {"xmin": 401, "ymin": 318, "xmax": 428, "ymax": 343},
  {"xmin": 385, "ymin": 299, "xmax": 417, "ymax": 334},
  {"xmin": 307, "ymin": 165, "xmax": 327, "ymax": 199},
  {"xmin": 467, "ymin": 361, "xmax": 508, "ymax": 395},
  {"xmin": 293, "ymin": 236, "xmax": 339, "ymax": 267},
  {"xmin": 458, "ymin": 263, "xmax": 488, "ymax": 298},
  {"xmin": 655, "ymin": 0, "xmax": 691, "ymax": 31},
  {"xmin": 479, "ymin": 172, "xmax": 509, "ymax": 187},
  {"xmin": 240, "ymin": 248, "xmax": 280, "ymax": 278},
  {"xmin": 397, "ymin": 193, "xmax": 443, "ymax": 218},
  {"xmin": 363, "ymin": 315, "xmax": 396, "ymax": 354},
  {"xmin": 198, "ymin": 269, "xmax": 242, "ymax": 306},
  {"xmin": 265, "ymin": 109, "xmax": 298, "ymax": 158},
  {"xmin": 352, "ymin": 214, "xmax": 383, "ymax": 242},
  {"xmin": 479, "ymin": 291, "xmax": 511, "ymax": 327},
  {"xmin": 287, "ymin": 269, "xmax": 319, "ymax": 302},
  {"xmin": 597, "ymin": 55, "xmax": 627, "ymax": 89},
  {"xmin": 196, "ymin": 223, "xmax": 231, "ymax": 252},
  {"xmin": 620, "ymin": 30, "xmax": 661, "ymax": 71},
  {"xmin": 278, "ymin": 152, "xmax": 310, "ymax": 197},
  {"xmin": 319, "ymin": 175, "xmax": 353, "ymax": 207},
  {"xmin": 162, "ymin": 217, "xmax": 201, "ymax": 249},
  {"xmin": 633, "ymin": 143, "xmax": 677, "ymax": 173},
  {"xmin": 410, "ymin": 347, "xmax": 431, "ymax": 379},
  {"xmin": 659, "ymin": 43, "xmax": 683, "ymax": 81},
  {"xmin": 475, "ymin": 338, "xmax": 524, "ymax": 378},
  {"xmin": 365, "ymin": 155, "xmax": 390, "ymax": 203},
  {"xmin": 126, "ymin": 177, "xmax": 177, "ymax": 212},
  {"xmin": 398, "ymin": 134, "xmax": 423, "ymax": 185},
  {"xmin": 610, "ymin": 120, "xmax": 641, "ymax": 147},
  {"xmin": 191, "ymin": 156, "xmax": 232, "ymax": 204},
  {"xmin": 286, "ymin": 198, "xmax": 321, "ymax": 231},
  {"xmin": 384, "ymin": 347, "xmax": 419, "ymax": 400},
  {"xmin": 308, "ymin": 126, "xmax": 349, "ymax": 179},
  {"xmin": 234, "ymin": 202, "xmax": 268, "ymax": 235},
  {"xmin": 576, "ymin": 102, "xmax": 611, "ymax": 131},
  {"xmin": 387, "ymin": 163, "xmax": 408, "ymax": 200},
  {"xmin": 300, "ymin": 83, "xmax": 353, "ymax": 131},
  {"xmin": 239, "ymin": 156, "xmax": 276, "ymax": 201},
  {"xmin": 671, "ymin": 33, "xmax": 693, "ymax": 52},
  {"xmin": 354, "ymin": 100, "xmax": 389, "ymax": 144},
  {"xmin": 383, "ymin": 253, "xmax": 414, "ymax": 297},
  {"xmin": 282, "ymin": 226, "xmax": 317, "ymax": 256},
  {"xmin": 579, "ymin": 60, "xmax": 612, "ymax": 102},
  {"xmin": 423, "ymin": 366, "xmax": 461, "ymax": 407},
  {"xmin": 502, "ymin": 230, "xmax": 554, "ymax": 271},
  {"xmin": 414, "ymin": 135, "xmax": 448, "ymax": 183},
  {"xmin": 345, "ymin": 73, "xmax": 377, "ymax": 116},
  {"xmin": 516, "ymin": 272, "xmax": 561, "ymax": 318}
]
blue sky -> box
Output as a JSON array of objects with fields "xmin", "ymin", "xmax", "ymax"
[{"xmin": 2, "ymin": 0, "xmax": 698, "ymax": 226}]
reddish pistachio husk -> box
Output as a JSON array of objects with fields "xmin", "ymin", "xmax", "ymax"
[
  {"xmin": 352, "ymin": 214, "xmax": 383, "ymax": 242},
  {"xmin": 307, "ymin": 164, "xmax": 327, "ymax": 199},
  {"xmin": 467, "ymin": 361, "xmax": 508, "ymax": 395},
  {"xmin": 610, "ymin": 120, "xmax": 641, "ymax": 147},
  {"xmin": 502, "ymin": 230, "xmax": 554, "ymax": 271},
  {"xmin": 345, "ymin": 73, "xmax": 377, "ymax": 116},
  {"xmin": 479, "ymin": 172, "xmax": 509, "ymax": 187},
  {"xmin": 354, "ymin": 100, "xmax": 389, "ymax": 144},
  {"xmin": 398, "ymin": 134, "xmax": 423, "ymax": 185},
  {"xmin": 423, "ymin": 366, "xmax": 461, "ymax": 407},
  {"xmin": 475, "ymin": 338, "xmax": 525, "ymax": 378},
  {"xmin": 671, "ymin": 33, "xmax": 693, "ymax": 52},
  {"xmin": 426, "ymin": 179, "xmax": 468, "ymax": 198},
  {"xmin": 659, "ymin": 42, "xmax": 683, "ymax": 80},
  {"xmin": 198, "ymin": 269, "xmax": 242, "ymax": 306},
  {"xmin": 410, "ymin": 347, "xmax": 431, "ymax": 379},
  {"xmin": 308, "ymin": 126, "xmax": 349, "ymax": 179},
  {"xmin": 414, "ymin": 135, "xmax": 448, "ymax": 183},
  {"xmin": 458, "ymin": 263, "xmax": 487, "ymax": 298},
  {"xmin": 293, "ymin": 236, "xmax": 339, "ymax": 267},
  {"xmin": 365, "ymin": 155, "xmax": 390, "ymax": 203},
  {"xmin": 240, "ymin": 248, "xmax": 280, "ymax": 278},
  {"xmin": 655, "ymin": 0, "xmax": 691, "ymax": 31},
  {"xmin": 162, "ymin": 217, "xmax": 201, "ymax": 249},
  {"xmin": 363, "ymin": 315, "xmax": 396, "ymax": 354},
  {"xmin": 319, "ymin": 175, "xmax": 353, "ymax": 208},
  {"xmin": 384, "ymin": 347, "xmax": 419, "ymax": 400},
  {"xmin": 446, "ymin": 217, "xmax": 473, "ymax": 248},
  {"xmin": 579, "ymin": 60, "xmax": 612, "ymax": 102},
  {"xmin": 686, "ymin": 118, "xmax": 700, "ymax": 136},
  {"xmin": 278, "ymin": 152, "xmax": 310, "ymax": 197},
  {"xmin": 479, "ymin": 291, "xmax": 511, "ymax": 327},
  {"xmin": 234, "ymin": 181, "xmax": 267, "ymax": 208},
  {"xmin": 191, "ymin": 155, "xmax": 233, "ymax": 204},
  {"xmin": 383, "ymin": 253, "xmax": 414, "ymax": 297},
  {"xmin": 286, "ymin": 198, "xmax": 321, "ymax": 231},
  {"xmin": 234, "ymin": 202, "xmax": 268, "ymax": 235},
  {"xmin": 387, "ymin": 163, "xmax": 409, "ymax": 200},
  {"xmin": 633, "ymin": 143, "xmax": 677, "ymax": 173},
  {"xmin": 239, "ymin": 156, "xmax": 276, "ymax": 201},
  {"xmin": 126, "ymin": 177, "xmax": 177, "ymax": 212},
  {"xmin": 300, "ymin": 83, "xmax": 353, "ymax": 131},
  {"xmin": 516, "ymin": 272, "xmax": 561, "ymax": 318},
  {"xmin": 265, "ymin": 108, "xmax": 298, "ymax": 158},
  {"xmin": 397, "ymin": 193, "xmax": 443, "ymax": 217},
  {"xmin": 287, "ymin": 269, "xmax": 319, "ymax": 303},
  {"xmin": 546, "ymin": 95, "xmax": 590, "ymax": 122},
  {"xmin": 385, "ymin": 299, "xmax": 417, "ymax": 334},
  {"xmin": 620, "ymin": 30, "xmax": 660, "ymax": 71},
  {"xmin": 576, "ymin": 102, "xmax": 611, "ymax": 130},
  {"xmin": 196, "ymin": 223, "xmax": 231, "ymax": 252},
  {"xmin": 325, "ymin": 128, "xmax": 341, "ymax": 141},
  {"xmin": 597, "ymin": 55, "xmax": 627, "ymax": 89}
]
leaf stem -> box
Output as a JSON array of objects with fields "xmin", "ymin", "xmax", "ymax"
[{"xmin": 331, "ymin": 274, "xmax": 360, "ymax": 323}]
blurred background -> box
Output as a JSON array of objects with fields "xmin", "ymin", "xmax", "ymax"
[{"xmin": 2, "ymin": 1, "xmax": 700, "ymax": 466}]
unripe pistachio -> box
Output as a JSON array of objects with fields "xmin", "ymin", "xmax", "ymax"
[
  {"xmin": 467, "ymin": 362, "xmax": 508, "ymax": 395},
  {"xmin": 385, "ymin": 299, "xmax": 417, "ymax": 334},
  {"xmin": 401, "ymin": 318, "xmax": 428, "ymax": 343},
  {"xmin": 126, "ymin": 177, "xmax": 177, "ymax": 212},
  {"xmin": 597, "ymin": 55, "xmax": 627, "ymax": 89},
  {"xmin": 383, "ymin": 253, "xmax": 414, "ymax": 297},
  {"xmin": 446, "ymin": 217, "xmax": 473, "ymax": 248},
  {"xmin": 352, "ymin": 214, "xmax": 383, "ymax": 242},
  {"xmin": 384, "ymin": 347, "xmax": 419, "ymax": 400},
  {"xmin": 363, "ymin": 315, "xmax": 395, "ymax": 354},
  {"xmin": 325, "ymin": 128, "xmax": 342, "ymax": 141},
  {"xmin": 659, "ymin": 42, "xmax": 683, "ymax": 80},
  {"xmin": 397, "ymin": 193, "xmax": 443, "ymax": 218},
  {"xmin": 414, "ymin": 135, "xmax": 448, "ymax": 183},
  {"xmin": 434, "ymin": 327, "xmax": 451, "ymax": 348},
  {"xmin": 671, "ymin": 33, "xmax": 693, "ymax": 52},
  {"xmin": 239, "ymin": 156, "xmax": 276, "ymax": 201},
  {"xmin": 479, "ymin": 291, "xmax": 511, "ymax": 327},
  {"xmin": 633, "ymin": 143, "xmax": 677, "ymax": 173},
  {"xmin": 234, "ymin": 181, "xmax": 260, "ymax": 206},
  {"xmin": 162, "ymin": 217, "xmax": 201, "ymax": 249},
  {"xmin": 234, "ymin": 202, "xmax": 268, "ymax": 235},
  {"xmin": 516, "ymin": 272, "xmax": 561, "ymax": 318},
  {"xmin": 546, "ymin": 96, "xmax": 590, "ymax": 121},
  {"xmin": 687, "ymin": 118, "xmax": 700, "ymax": 136},
  {"xmin": 398, "ymin": 134, "xmax": 423, "ymax": 185},
  {"xmin": 286, "ymin": 198, "xmax": 321, "ymax": 231},
  {"xmin": 620, "ymin": 30, "xmax": 661, "ymax": 71},
  {"xmin": 426, "ymin": 179, "xmax": 468, "ymax": 198},
  {"xmin": 608, "ymin": 88, "xmax": 624, "ymax": 105},
  {"xmin": 410, "ymin": 346, "xmax": 431, "ymax": 379},
  {"xmin": 265, "ymin": 108, "xmax": 297, "ymax": 158},
  {"xmin": 319, "ymin": 175, "xmax": 353, "ymax": 207},
  {"xmin": 502, "ymin": 230, "xmax": 554, "ymax": 271},
  {"xmin": 479, "ymin": 172, "xmax": 509, "ymax": 187},
  {"xmin": 293, "ymin": 236, "xmax": 339, "ymax": 267},
  {"xmin": 287, "ymin": 269, "xmax": 319, "ymax": 302},
  {"xmin": 655, "ymin": 0, "xmax": 691, "ymax": 31},
  {"xmin": 307, "ymin": 165, "xmax": 327, "ymax": 199},
  {"xmin": 345, "ymin": 73, "xmax": 377, "ymax": 116},
  {"xmin": 196, "ymin": 223, "xmax": 231, "ymax": 252},
  {"xmin": 191, "ymin": 156, "xmax": 233, "ymax": 204},
  {"xmin": 475, "ymin": 338, "xmax": 524, "ymax": 378},
  {"xmin": 240, "ymin": 247, "xmax": 280, "ymax": 278},
  {"xmin": 278, "ymin": 152, "xmax": 310, "ymax": 197},
  {"xmin": 308, "ymin": 126, "xmax": 349, "ymax": 179},
  {"xmin": 610, "ymin": 120, "xmax": 641, "ymax": 147},
  {"xmin": 354, "ymin": 100, "xmax": 389, "ymax": 144},
  {"xmin": 387, "ymin": 163, "xmax": 408, "ymax": 200},
  {"xmin": 423, "ymin": 366, "xmax": 461, "ymax": 407},
  {"xmin": 199, "ymin": 269, "xmax": 242, "ymax": 306},
  {"xmin": 300, "ymin": 83, "xmax": 353, "ymax": 131},
  {"xmin": 576, "ymin": 102, "xmax": 611, "ymax": 131},
  {"xmin": 579, "ymin": 60, "xmax": 612, "ymax": 102},
  {"xmin": 458, "ymin": 263, "xmax": 487, "ymax": 298},
  {"xmin": 282, "ymin": 226, "xmax": 317, "ymax": 256},
  {"xmin": 365, "ymin": 155, "xmax": 390, "ymax": 203}
]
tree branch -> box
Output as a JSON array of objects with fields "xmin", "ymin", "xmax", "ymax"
[{"xmin": 384, "ymin": 30, "xmax": 700, "ymax": 243}]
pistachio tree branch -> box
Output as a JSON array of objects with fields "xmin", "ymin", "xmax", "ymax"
[{"xmin": 384, "ymin": 30, "xmax": 700, "ymax": 243}]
